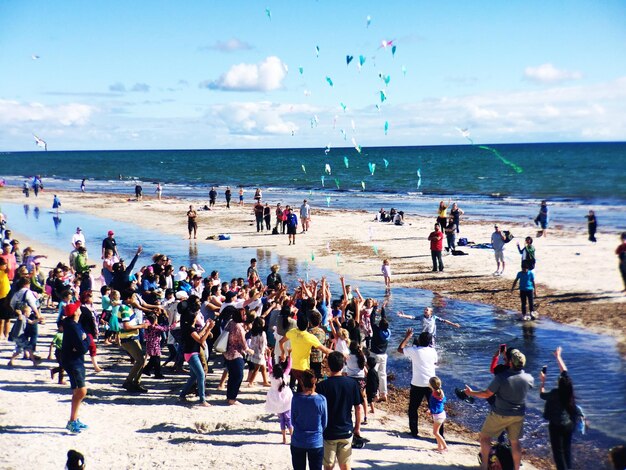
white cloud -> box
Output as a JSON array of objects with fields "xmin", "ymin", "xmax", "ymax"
[
  {"xmin": 210, "ymin": 101, "xmax": 315, "ymax": 136},
  {"xmin": 109, "ymin": 82, "xmax": 150, "ymax": 93},
  {"xmin": 0, "ymin": 99, "xmax": 95, "ymax": 126},
  {"xmin": 201, "ymin": 38, "xmax": 253, "ymax": 53},
  {"xmin": 202, "ymin": 56, "xmax": 287, "ymax": 92},
  {"xmin": 524, "ymin": 63, "xmax": 583, "ymax": 84}
]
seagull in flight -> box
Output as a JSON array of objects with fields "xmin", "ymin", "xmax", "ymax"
[{"xmin": 34, "ymin": 134, "xmax": 47, "ymax": 151}]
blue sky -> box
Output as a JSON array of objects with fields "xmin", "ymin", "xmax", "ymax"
[{"xmin": 1, "ymin": 0, "xmax": 625, "ymax": 151}]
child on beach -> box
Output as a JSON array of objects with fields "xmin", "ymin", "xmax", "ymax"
[
  {"xmin": 397, "ymin": 307, "xmax": 460, "ymax": 344},
  {"xmin": 265, "ymin": 363, "xmax": 294, "ymax": 444},
  {"xmin": 429, "ymin": 376, "xmax": 448, "ymax": 452},
  {"xmin": 247, "ymin": 317, "xmax": 271, "ymax": 387},
  {"xmin": 366, "ymin": 356, "xmax": 379, "ymax": 414},
  {"xmin": 108, "ymin": 289, "xmax": 121, "ymax": 345},
  {"xmin": 381, "ymin": 259, "xmax": 391, "ymax": 289},
  {"xmin": 142, "ymin": 313, "xmax": 171, "ymax": 379},
  {"xmin": 48, "ymin": 321, "xmax": 65, "ymax": 384},
  {"xmin": 346, "ymin": 340, "xmax": 368, "ymax": 425},
  {"xmin": 8, "ymin": 305, "xmax": 42, "ymax": 367},
  {"xmin": 329, "ymin": 317, "xmax": 350, "ymax": 357}
]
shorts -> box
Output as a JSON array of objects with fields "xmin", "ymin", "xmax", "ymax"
[
  {"xmin": 13, "ymin": 336, "xmax": 32, "ymax": 354},
  {"xmin": 188, "ymin": 221, "xmax": 197, "ymax": 231},
  {"xmin": 323, "ymin": 437, "xmax": 352, "ymax": 467},
  {"xmin": 481, "ymin": 412, "xmax": 525, "ymax": 441},
  {"xmin": 494, "ymin": 250, "xmax": 504, "ymax": 263},
  {"xmin": 239, "ymin": 195, "xmax": 243, "ymax": 201},
  {"xmin": 66, "ymin": 364, "xmax": 87, "ymax": 389},
  {"xmin": 351, "ymin": 377, "xmax": 366, "ymax": 392},
  {"xmin": 432, "ymin": 411, "xmax": 447, "ymax": 423},
  {"xmin": 287, "ymin": 225, "xmax": 297, "ymax": 235}
]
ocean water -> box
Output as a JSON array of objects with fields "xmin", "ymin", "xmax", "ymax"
[
  {"xmin": 2, "ymin": 202, "xmax": 624, "ymax": 463},
  {"xmin": 1, "ymin": 142, "xmax": 626, "ymax": 229}
]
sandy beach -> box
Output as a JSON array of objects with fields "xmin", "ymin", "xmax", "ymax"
[{"xmin": 0, "ymin": 187, "xmax": 622, "ymax": 469}]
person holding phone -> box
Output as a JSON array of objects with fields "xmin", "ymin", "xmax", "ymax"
[{"xmin": 540, "ymin": 347, "xmax": 579, "ymax": 470}]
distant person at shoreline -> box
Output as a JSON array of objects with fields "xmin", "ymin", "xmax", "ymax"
[
  {"xmin": 450, "ymin": 202, "xmax": 464, "ymax": 233},
  {"xmin": 80, "ymin": 179, "xmax": 86, "ymax": 192},
  {"xmin": 535, "ymin": 200, "xmax": 549, "ymax": 237},
  {"xmin": 238, "ymin": 187, "xmax": 244, "ymax": 206},
  {"xmin": 428, "ymin": 223, "xmax": 444, "ymax": 272},
  {"xmin": 254, "ymin": 188, "xmax": 262, "ymax": 203},
  {"xmin": 209, "ymin": 187, "xmax": 217, "ymax": 207},
  {"xmin": 585, "ymin": 210, "xmax": 597, "ymax": 243},
  {"xmin": 134, "ymin": 184, "xmax": 143, "ymax": 201},
  {"xmin": 300, "ymin": 200, "xmax": 311, "ymax": 233},
  {"xmin": 436, "ymin": 200, "xmax": 450, "ymax": 230},
  {"xmin": 286, "ymin": 206, "xmax": 298, "ymax": 245},
  {"xmin": 616, "ymin": 232, "xmax": 626, "ymax": 292},
  {"xmin": 72, "ymin": 227, "xmax": 85, "ymax": 249},
  {"xmin": 155, "ymin": 183, "xmax": 162, "ymax": 201},
  {"xmin": 254, "ymin": 200, "xmax": 264, "ymax": 233},
  {"xmin": 225, "ymin": 186, "xmax": 232, "ymax": 209},
  {"xmin": 52, "ymin": 194, "xmax": 62, "ymax": 215},
  {"xmin": 381, "ymin": 259, "xmax": 391, "ymax": 289},
  {"xmin": 464, "ymin": 349, "xmax": 534, "ymax": 470},
  {"xmin": 264, "ymin": 203, "xmax": 271, "ymax": 231},
  {"xmin": 187, "ymin": 205, "xmax": 197, "ymax": 239},
  {"xmin": 491, "ymin": 224, "xmax": 507, "ymax": 276}
]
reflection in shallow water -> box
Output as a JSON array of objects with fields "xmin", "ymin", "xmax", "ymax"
[{"xmin": 1, "ymin": 202, "xmax": 624, "ymax": 458}]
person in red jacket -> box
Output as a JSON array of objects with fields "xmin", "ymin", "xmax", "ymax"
[{"xmin": 428, "ymin": 223, "xmax": 444, "ymax": 272}]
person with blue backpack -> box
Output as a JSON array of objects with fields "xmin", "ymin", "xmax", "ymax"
[{"xmin": 540, "ymin": 346, "xmax": 583, "ymax": 470}]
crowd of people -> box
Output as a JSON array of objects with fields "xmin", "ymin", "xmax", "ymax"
[{"xmin": 1, "ymin": 194, "xmax": 625, "ymax": 470}]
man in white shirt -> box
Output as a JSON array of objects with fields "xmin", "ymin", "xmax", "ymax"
[
  {"xmin": 491, "ymin": 225, "xmax": 507, "ymax": 276},
  {"xmin": 72, "ymin": 227, "xmax": 86, "ymax": 249},
  {"xmin": 397, "ymin": 329, "xmax": 441, "ymax": 438}
]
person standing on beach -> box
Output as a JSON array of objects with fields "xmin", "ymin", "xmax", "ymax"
[
  {"xmin": 187, "ymin": 205, "xmax": 198, "ymax": 239},
  {"xmin": 101, "ymin": 230, "xmax": 118, "ymax": 259},
  {"xmin": 254, "ymin": 200, "xmax": 265, "ymax": 232},
  {"xmin": 616, "ymin": 232, "xmax": 626, "ymax": 292},
  {"xmin": 72, "ymin": 227, "xmax": 86, "ymax": 249},
  {"xmin": 286, "ymin": 206, "xmax": 299, "ymax": 245},
  {"xmin": 491, "ymin": 224, "xmax": 507, "ymax": 276},
  {"xmin": 464, "ymin": 349, "xmax": 534, "ymax": 470},
  {"xmin": 61, "ymin": 301, "xmax": 90, "ymax": 433},
  {"xmin": 450, "ymin": 202, "xmax": 464, "ymax": 233},
  {"xmin": 427, "ymin": 223, "xmax": 444, "ymax": 272},
  {"xmin": 585, "ymin": 210, "xmax": 597, "ymax": 243},
  {"xmin": 436, "ymin": 200, "xmax": 450, "ymax": 230},
  {"xmin": 397, "ymin": 330, "xmax": 440, "ymax": 438},
  {"xmin": 535, "ymin": 200, "xmax": 549, "ymax": 237},
  {"xmin": 119, "ymin": 290, "xmax": 148, "ymax": 393},
  {"xmin": 80, "ymin": 179, "xmax": 86, "ymax": 192},
  {"xmin": 275, "ymin": 203, "xmax": 284, "ymax": 233},
  {"xmin": 264, "ymin": 203, "xmax": 272, "ymax": 231},
  {"xmin": 52, "ymin": 194, "xmax": 62, "ymax": 215},
  {"xmin": 209, "ymin": 187, "xmax": 217, "ymax": 207},
  {"xmin": 540, "ymin": 346, "xmax": 579, "ymax": 470},
  {"xmin": 316, "ymin": 351, "xmax": 363, "ymax": 470},
  {"xmin": 225, "ymin": 186, "xmax": 232, "ymax": 209},
  {"xmin": 155, "ymin": 183, "xmax": 162, "ymax": 201},
  {"xmin": 238, "ymin": 187, "xmax": 244, "ymax": 206},
  {"xmin": 512, "ymin": 265, "xmax": 537, "ymax": 320},
  {"xmin": 516, "ymin": 237, "xmax": 536, "ymax": 271},
  {"xmin": 134, "ymin": 184, "xmax": 143, "ymax": 201},
  {"xmin": 254, "ymin": 188, "xmax": 262, "ymax": 203},
  {"xmin": 300, "ymin": 200, "xmax": 311, "ymax": 233}
]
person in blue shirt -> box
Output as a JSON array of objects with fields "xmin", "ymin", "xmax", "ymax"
[
  {"xmin": 286, "ymin": 205, "xmax": 299, "ymax": 246},
  {"xmin": 290, "ymin": 369, "xmax": 327, "ymax": 470},
  {"xmin": 61, "ymin": 301, "xmax": 91, "ymax": 433},
  {"xmin": 512, "ymin": 266, "xmax": 537, "ymax": 321}
]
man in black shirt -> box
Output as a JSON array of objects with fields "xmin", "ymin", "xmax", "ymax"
[{"xmin": 316, "ymin": 351, "xmax": 363, "ymax": 470}]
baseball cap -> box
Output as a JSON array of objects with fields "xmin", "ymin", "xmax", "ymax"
[
  {"xmin": 76, "ymin": 227, "xmax": 82, "ymax": 231},
  {"xmin": 64, "ymin": 302, "xmax": 81, "ymax": 317},
  {"xmin": 224, "ymin": 291, "xmax": 237, "ymax": 301},
  {"xmin": 107, "ymin": 230, "xmax": 115, "ymax": 236},
  {"xmin": 510, "ymin": 349, "xmax": 526, "ymax": 369}
]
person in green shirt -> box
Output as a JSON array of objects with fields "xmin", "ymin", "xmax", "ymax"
[{"xmin": 48, "ymin": 321, "xmax": 65, "ymax": 384}]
